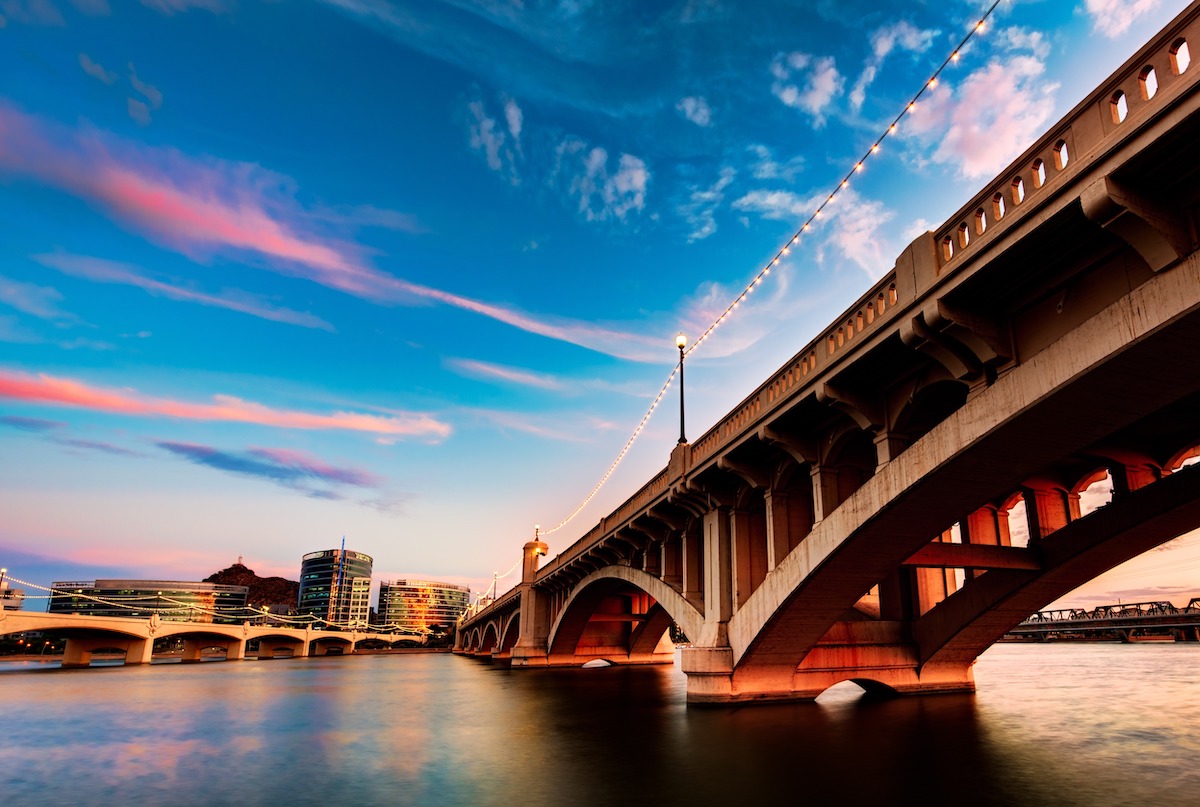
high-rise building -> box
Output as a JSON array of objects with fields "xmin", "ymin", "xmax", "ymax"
[
  {"xmin": 297, "ymin": 548, "xmax": 373, "ymax": 628},
  {"xmin": 47, "ymin": 580, "xmax": 248, "ymax": 623},
  {"xmin": 376, "ymin": 579, "xmax": 470, "ymax": 635}
]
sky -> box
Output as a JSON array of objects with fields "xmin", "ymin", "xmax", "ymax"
[{"xmin": 2, "ymin": 0, "xmax": 1198, "ymax": 615}]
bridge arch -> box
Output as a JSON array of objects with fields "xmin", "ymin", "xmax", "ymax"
[{"xmin": 546, "ymin": 566, "xmax": 703, "ymax": 665}]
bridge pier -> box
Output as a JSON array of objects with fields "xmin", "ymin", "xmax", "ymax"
[
  {"xmin": 61, "ymin": 636, "xmax": 154, "ymax": 668},
  {"xmin": 682, "ymin": 622, "xmax": 976, "ymax": 704}
]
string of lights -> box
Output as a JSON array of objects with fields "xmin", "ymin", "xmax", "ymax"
[{"xmin": 539, "ymin": 2, "xmax": 1002, "ymax": 539}]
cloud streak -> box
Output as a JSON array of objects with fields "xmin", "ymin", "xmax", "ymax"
[
  {"xmin": 0, "ymin": 102, "xmax": 657, "ymax": 360},
  {"xmin": 446, "ymin": 358, "xmax": 564, "ymax": 391},
  {"xmin": 35, "ymin": 252, "xmax": 335, "ymax": 331},
  {"xmin": 0, "ymin": 274, "xmax": 76, "ymax": 322},
  {"xmin": 157, "ymin": 441, "xmax": 382, "ymax": 492},
  {"xmin": 0, "ymin": 369, "xmax": 451, "ymax": 439}
]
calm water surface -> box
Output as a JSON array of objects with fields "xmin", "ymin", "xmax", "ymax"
[{"xmin": 2, "ymin": 643, "xmax": 1199, "ymax": 806}]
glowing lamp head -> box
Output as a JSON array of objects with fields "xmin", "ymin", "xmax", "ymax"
[{"xmin": 675, "ymin": 332, "xmax": 687, "ymax": 350}]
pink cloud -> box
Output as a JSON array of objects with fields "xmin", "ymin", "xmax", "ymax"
[
  {"xmin": 0, "ymin": 102, "xmax": 657, "ymax": 360},
  {"xmin": 446, "ymin": 357, "xmax": 563, "ymax": 390},
  {"xmin": 0, "ymin": 369, "xmax": 451, "ymax": 439},
  {"xmin": 902, "ymin": 52, "xmax": 1057, "ymax": 180}
]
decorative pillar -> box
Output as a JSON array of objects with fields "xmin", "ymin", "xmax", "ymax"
[{"xmin": 511, "ymin": 537, "xmax": 551, "ymax": 667}]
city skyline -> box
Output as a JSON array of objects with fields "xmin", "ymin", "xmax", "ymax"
[{"xmin": 2, "ymin": 0, "xmax": 1198, "ymax": 611}]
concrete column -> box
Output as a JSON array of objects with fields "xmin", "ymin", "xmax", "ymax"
[
  {"xmin": 872, "ymin": 429, "xmax": 910, "ymax": 469},
  {"xmin": 963, "ymin": 503, "xmax": 1010, "ymax": 547},
  {"xmin": 181, "ymin": 638, "xmax": 204, "ymax": 663},
  {"xmin": 682, "ymin": 528, "xmax": 703, "ymax": 603},
  {"xmin": 810, "ymin": 464, "xmax": 839, "ymax": 523},
  {"xmin": 661, "ymin": 538, "xmax": 682, "ymax": 588},
  {"xmin": 128, "ymin": 637, "xmax": 154, "ymax": 665},
  {"xmin": 228, "ymin": 639, "xmax": 247, "ymax": 661},
  {"xmin": 764, "ymin": 489, "xmax": 790, "ymax": 571},
  {"xmin": 1024, "ymin": 486, "xmax": 1071, "ymax": 541},
  {"xmin": 731, "ymin": 508, "xmax": 752, "ymax": 611},
  {"xmin": 61, "ymin": 639, "xmax": 91, "ymax": 668},
  {"xmin": 642, "ymin": 546, "xmax": 662, "ymax": 577},
  {"xmin": 702, "ymin": 507, "xmax": 732, "ymax": 644}
]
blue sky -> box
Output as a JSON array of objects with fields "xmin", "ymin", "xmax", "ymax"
[{"xmin": 2, "ymin": 0, "xmax": 1197, "ymax": 612}]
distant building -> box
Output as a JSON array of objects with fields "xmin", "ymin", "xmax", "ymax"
[
  {"xmin": 376, "ymin": 579, "xmax": 470, "ymax": 635},
  {"xmin": 0, "ymin": 578, "xmax": 23, "ymax": 611},
  {"xmin": 297, "ymin": 548, "xmax": 373, "ymax": 628},
  {"xmin": 47, "ymin": 580, "xmax": 249, "ymax": 623}
]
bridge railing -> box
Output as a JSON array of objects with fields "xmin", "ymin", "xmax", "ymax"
[{"xmin": 934, "ymin": 17, "xmax": 1200, "ymax": 278}]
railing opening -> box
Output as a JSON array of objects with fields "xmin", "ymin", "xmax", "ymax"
[
  {"xmin": 1171, "ymin": 38, "xmax": 1191, "ymax": 74},
  {"xmin": 1139, "ymin": 65, "xmax": 1159, "ymax": 99},
  {"xmin": 1111, "ymin": 89, "xmax": 1128, "ymax": 123}
]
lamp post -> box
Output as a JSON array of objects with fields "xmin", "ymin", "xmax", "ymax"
[{"xmin": 675, "ymin": 332, "xmax": 688, "ymax": 444}]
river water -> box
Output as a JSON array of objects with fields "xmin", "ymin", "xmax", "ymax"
[{"xmin": 2, "ymin": 643, "xmax": 1198, "ymax": 806}]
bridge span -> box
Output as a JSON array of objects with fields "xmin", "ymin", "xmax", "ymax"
[
  {"xmin": 0, "ymin": 610, "xmax": 407, "ymax": 667},
  {"xmin": 459, "ymin": 1, "xmax": 1200, "ymax": 704}
]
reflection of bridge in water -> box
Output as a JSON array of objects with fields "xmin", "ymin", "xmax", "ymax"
[
  {"xmin": 0, "ymin": 610, "xmax": 411, "ymax": 667},
  {"xmin": 1010, "ymin": 598, "xmax": 1200, "ymax": 641},
  {"xmin": 459, "ymin": 4, "xmax": 1200, "ymax": 704}
]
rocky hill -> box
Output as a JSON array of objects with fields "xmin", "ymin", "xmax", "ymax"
[{"xmin": 204, "ymin": 563, "xmax": 298, "ymax": 610}]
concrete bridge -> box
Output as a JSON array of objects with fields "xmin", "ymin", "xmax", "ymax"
[
  {"xmin": 458, "ymin": 3, "xmax": 1200, "ymax": 704},
  {"xmin": 0, "ymin": 610, "xmax": 408, "ymax": 667}
]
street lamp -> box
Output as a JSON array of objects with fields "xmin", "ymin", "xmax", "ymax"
[
  {"xmin": 157, "ymin": 590, "xmax": 163, "ymax": 615},
  {"xmin": 675, "ymin": 332, "xmax": 688, "ymax": 444}
]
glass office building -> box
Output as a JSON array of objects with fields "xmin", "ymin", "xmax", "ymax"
[
  {"xmin": 376, "ymin": 579, "xmax": 470, "ymax": 634},
  {"xmin": 47, "ymin": 580, "xmax": 249, "ymax": 623},
  {"xmin": 297, "ymin": 548, "xmax": 373, "ymax": 628}
]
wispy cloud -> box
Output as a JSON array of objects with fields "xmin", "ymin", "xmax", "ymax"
[
  {"xmin": 0, "ymin": 369, "xmax": 452, "ymax": 439},
  {"xmin": 35, "ymin": 252, "xmax": 335, "ymax": 331},
  {"xmin": 676, "ymin": 95, "xmax": 712, "ymax": 127},
  {"xmin": 849, "ymin": 20, "xmax": 939, "ymax": 111},
  {"xmin": 79, "ymin": 53, "xmax": 116, "ymax": 84},
  {"xmin": 140, "ymin": 0, "xmax": 224, "ymax": 13},
  {"xmin": 467, "ymin": 92, "xmax": 523, "ymax": 184},
  {"xmin": 0, "ymin": 414, "xmax": 64, "ymax": 432},
  {"xmin": 732, "ymin": 185, "xmax": 896, "ymax": 277},
  {"xmin": 60, "ymin": 437, "xmax": 142, "ymax": 456},
  {"xmin": 0, "ymin": 274, "xmax": 76, "ymax": 322},
  {"xmin": 0, "ymin": 103, "xmax": 656, "ymax": 359},
  {"xmin": 1086, "ymin": 0, "xmax": 1166, "ymax": 38},
  {"xmin": 0, "ymin": 414, "xmax": 142, "ymax": 456},
  {"xmin": 158, "ymin": 441, "xmax": 381, "ymax": 488},
  {"xmin": 445, "ymin": 357, "xmax": 564, "ymax": 391},
  {"xmin": 552, "ymin": 138, "xmax": 649, "ymax": 223},
  {"xmin": 746, "ymin": 144, "xmax": 804, "ymax": 183},
  {"xmin": 678, "ymin": 166, "xmax": 735, "ymax": 242},
  {"xmin": 0, "ymin": 0, "xmax": 65, "ymax": 25},
  {"xmin": 770, "ymin": 52, "xmax": 843, "ymax": 127},
  {"xmin": 461, "ymin": 407, "xmax": 593, "ymax": 441}
]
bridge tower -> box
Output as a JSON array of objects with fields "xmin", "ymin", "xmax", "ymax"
[{"xmin": 510, "ymin": 531, "xmax": 550, "ymax": 667}]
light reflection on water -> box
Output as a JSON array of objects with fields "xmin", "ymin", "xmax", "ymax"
[{"xmin": 2, "ymin": 644, "xmax": 1199, "ymax": 806}]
